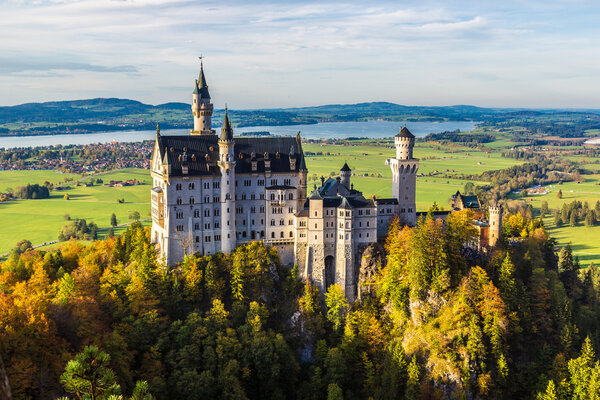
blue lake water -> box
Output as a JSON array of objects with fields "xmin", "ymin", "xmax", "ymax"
[{"xmin": 0, "ymin": 120, "xmax": 477, "ymax": 149}]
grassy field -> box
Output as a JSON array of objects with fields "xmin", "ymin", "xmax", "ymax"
[
  {"xmin": 2, "ymin": 137, "xmax": 600, "ymax": 266},
  {"xmin": 0, "ymin": 170, "xmax": 80, "ymax": 192},
  {"xmin": 521, "ymin": 176, "xmax": 600, "ymax": 267},
  {"xmin": 0, "ymin": 168, "xmax": 151, "ymax": 254},
  {"xmin": 303, "ymin": 141, "xmax": 521, "ymax": 210}
]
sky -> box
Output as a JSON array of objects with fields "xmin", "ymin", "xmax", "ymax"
[{"xmin": 1, "ymin": 0, "xmax": 600, "ymax": 109}]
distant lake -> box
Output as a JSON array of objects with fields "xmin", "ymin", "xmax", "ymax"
[{"xmin": 0, "ymin": 120, "xmax": 477, "ymax": 149}]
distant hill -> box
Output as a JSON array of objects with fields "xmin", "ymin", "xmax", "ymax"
[{"xmin": 0, "ymin": 98, "xmax": 598, "ymax": 136}]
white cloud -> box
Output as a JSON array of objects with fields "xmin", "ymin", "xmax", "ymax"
[{"xmin": 0, "ymin": 0, "xmax": 599, "ymax": 107}]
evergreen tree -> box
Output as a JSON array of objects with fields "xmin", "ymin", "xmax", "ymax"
[
  {"xmin": 60, "ymin": 346, "xmax": 121, "ymax": 400},
  {"xmin": 540, "ymin": 201, "xmax": 549, "ymax": 218},
  {"xmin": 110, "ymin": 213, "xmax": 118, "ymax": 227}
]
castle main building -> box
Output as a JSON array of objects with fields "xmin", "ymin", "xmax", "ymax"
[{"xmin": 150, "ymin": 62, "xmax": 421, "ymax": 301}]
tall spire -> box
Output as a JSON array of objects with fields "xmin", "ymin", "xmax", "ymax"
[
  {"xmin": 220, "ymin": 107, "xmax": 234, "ymax": 142},
  {"xmin": 193, "ymin": 57, "xmax": 210, "ymax": 99}
]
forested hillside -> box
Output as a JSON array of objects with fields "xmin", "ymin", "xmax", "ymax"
[{"xmin": 1, "ymin": 213, "xmax": 600, "ymax": 399}]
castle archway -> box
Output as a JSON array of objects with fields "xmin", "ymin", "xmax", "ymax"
[{"xmin": 324, "ymin": 255, "xmax": 335, "ymax": 289}]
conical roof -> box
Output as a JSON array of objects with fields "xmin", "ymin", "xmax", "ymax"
[
  {"xmin": 341, "ymin": 162, "xmax": 351, "ymax": 172},
  {"xmin": 396, "ymin": 126, "xmax": 414, "ymax": 138},
  {"xmin": 220, "ymin": 108, "xmax": 234, "ymax": 141},
  {"xmin": 192, "ymin": 61, "xmax": 211, "ymax": 99}
]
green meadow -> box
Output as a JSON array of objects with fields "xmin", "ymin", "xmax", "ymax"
[
  {"xmin": 0, "ymin": 168, "xmax": 151, "ymax": 254},
  {"xmin": 0, "ymin": 170, "xmax": 80, "ymax": 191},
  {"xmin": 522, "ymin": 175, "xmax": 600, "ymax": 267},
  {"xmin": 303, "ymin": 141, "xmax": 522, "ymax": 210}
]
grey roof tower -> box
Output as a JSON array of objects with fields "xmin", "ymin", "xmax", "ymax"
[
  {"xmin": 396, "ymin": 126, "xmax": 415, "ymax": 138},
  {"xmin": 193, "ymin": 60, "xmax": 211, "ymax": 99},
  {"xmin": 220, "ymin": 108, "xmax": 234, "ymax": 142}
]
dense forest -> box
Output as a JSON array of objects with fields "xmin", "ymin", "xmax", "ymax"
[{"xmin": 1, "ymin": 212, "xmax": 600, "ymax": 399}]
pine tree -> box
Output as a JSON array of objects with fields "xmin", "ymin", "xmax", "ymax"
[
  {"xmin": 540, "ymin": 201, "xmax": 549, "ymax": 218},
  {"xmin": 110, "ymin": 213, "xmax": 118, "ymax": 227},
  {"xmin": 557, "ymin": 189, "xmax": 563, "ymax": 199},
  {"xmin": 570, "ymin": 210, "xmax": 577, "ymax": 227}
]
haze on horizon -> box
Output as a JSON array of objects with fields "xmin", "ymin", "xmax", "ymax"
[{"xmin": 1, "ymin": 0, "xmax": 599, "ymax": 110}]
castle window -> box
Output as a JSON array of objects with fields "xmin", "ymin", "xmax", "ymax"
[
  {"xmin": 260, "ymin": 194, "xmax": 265, "ymax": 200},
  {"xmin": 367, "ymin": 233, "xmax": 369, "ymax": 237},
  {"xmin": 189, "ymin": 183, "xmax": 195, "ymax": 190},
  {"xmin": 205, "ymin": 236, "xmax": 211, "ymax": 242},
  {"xmin": 204, "ymin": 196, "xmax": 209, "ymax": 203},
  {"xmin": 289, "ymin": 219, "xmax": 293, "ymax": 225},
  {"xmin": 176, "ymin": 225, "xmax": 184, "ymax": 231},
  {"xmin": 271, "ymin": 232, "xmax": 275, "ymax": 238},
  {"xmin": 284, "ymin": 179, "xmax": 291, "ymax": 185},
  {"xmin": 176, "ymin": 183, "xmax": 182, "ymax": 190},
  {"xmin": 215, "ymin": 235, "xmax": 221, "ymax": 241},
  {"xmin": 270, "ymin": 219, "xmax": 275, "ymax": 226},
  {"xmin": 359, "ymin": 233, "xmax": 362, "ymax": 238},
  {"xmin": 214, "ymin": 209, "xmax": 220, "ymax": 216},
  {"xmin": 176, "ymin": 211, "xmax": 183, "ymax": 219},
  {"xmin": 367, "ymin": 222, "xmax": 370, "ymax": 227},
  {"xmin": 213, "ymin": 196, "xmax": 220, "ymax": 203},
  {"xmin": 251, "ymin": 207, "xmax": 256, "ymax": 213},
  {"xmin": 196, "ymin": 236, "xmax": 200, "ymax": 242},
  {"xmin": 194, "ymin": 210, "xmax": 200, "ymax": 217},
  {"xmin": 258, "ymin": 179, "xmax": 265, "ymax": 186},
  {"xmin": 244, "ymin": 180, "xmax": 251, "ymax": 186},
  {"xmin": 251, "ymin": 194, "xmax": 255, "ymax": 200},
  {"xmin": 289, "ymin": 207, "xmax": 294, "ymax": 213},
  {"xmin": 366, "ymin": 210, "xmax": 370, "ymax": 215},
  {"xmin": 214, "ymin": 222, "xmax": 220, "ymax": 228},
  {"xmin": 270, "ymin": 194, "xmax": 275, "ymax": 200},
  {"xmin": 315, "ymin": 224, "xmax": 318, "ymax": 229},
  {"xmin": 195, "ymin": 223, "xmax": 199, "ymax": 230},
  {"xmin": 242, "ymin": 231, "xmax": 247, "ymax": 238},
  {"xmin": 213, "ymin": 182, "xmax": 220, "ymax": 188},
  {"xmin": 271, "ymin": 179, "xmax": 277, "ymax": 185},
  {"xmin": 288, "ymin": 193, "xmax": 294, "ymax": 200},
  {"xmin": 204, "ymin": 182, "xmax": 210, "ymax": 189},
  {"xmin": 289, "ymin": 231, "xmax": 293, "ymax": 238},
  {"xmin": 280, "ymin": 232, "xmax": 284, "ymax": 238},
  {"xmin": 190, "ymin": 197, "xmax": 195, "ymax": 204},
  {"xmin": 260, "ymin": 206, "xmax": 265, "ymax": 213},
  {"xmin": 177, "ymin": 198, "xmax": 182, "ymax": 205},
  {"xmin": 204, "ymin": 223, "xmax": 211, "ymax": 229},
  {"xmin": 204, "ymin": 209, "xmax": 210, "ymax": 217},
  {"xmin": 280, "ymin": 219, "xmax": 284, "ymax": 225}
]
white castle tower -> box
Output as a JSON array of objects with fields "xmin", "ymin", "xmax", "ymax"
[
  {"xmin": 387, "ymin": 126, "xmax": 419, "ymax": 225},
  {"xmin": 488, "ymin": 204, "xmax": 503, "ymax": 247},
  {"xmin": 340, "ymin": 162, "xmax": 351, "ymax": 188},
  {"xmin": 218, "ymin": 109, "xmax": 236, "ymax": 253},
  {"xmin": 191, "ymin": 59, "xmax": 215, "ymax": 135}
]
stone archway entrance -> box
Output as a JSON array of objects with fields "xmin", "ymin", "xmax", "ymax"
[{"xmin": 324, "ymin": 255, "xmax": 335, "ymax": 289}]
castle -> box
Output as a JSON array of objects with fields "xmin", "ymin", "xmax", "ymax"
[{"xmin": 150, "ymin": 62, "xmax": 499, "ymax": 301}]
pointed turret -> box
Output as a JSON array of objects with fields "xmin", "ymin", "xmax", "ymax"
[
  {"xmin": 156, "ymin": 123, "xmax": 161, "ymax": 138},
  {"xmin": 191, "ymin": 58, "xmax": 214, "ymax": 135},
  {"xmin": 220, "ymin": 108, "xmax": 234, "ymax": 142},
  {"xmin": 193, "ymin": 60, "xmax": 211, "ymax": 99},
  {"xmin": 340, "ymin": 161, "xmax": 351, "ymax": 188},
  {"xmin": 396, "ymin": 126, "xmax": 415, "ymax": 138}
]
